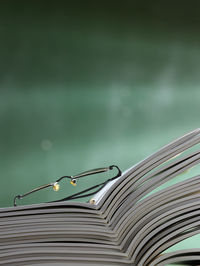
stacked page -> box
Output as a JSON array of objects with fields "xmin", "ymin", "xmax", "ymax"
[{"xmin": 1, "ymin": 129, "xmax": 200, "ymax": 265}]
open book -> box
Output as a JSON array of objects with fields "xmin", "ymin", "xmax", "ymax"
[{"xmin": 1, "ymin": 129, "xmax": 200, "ymax": 265}]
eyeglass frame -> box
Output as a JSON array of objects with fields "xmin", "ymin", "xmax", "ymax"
[{"xmin": 13, "ymin": 165, "xmax": 121, "ymax": 207}]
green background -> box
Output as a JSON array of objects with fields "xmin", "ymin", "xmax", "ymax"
[{"xmin": 0, "ymin": 1, "xmax": 200, "ymax": 257}]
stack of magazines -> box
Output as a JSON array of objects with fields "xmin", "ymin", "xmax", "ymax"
[{"xmin": 0, "ymin": 129, "xmax": 200, "ymax": 265}]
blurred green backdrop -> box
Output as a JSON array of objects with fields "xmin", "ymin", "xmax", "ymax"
[
  {"xmin": 0, "ymin": 1, "xmax": 200, "ymax": 209},
  {"xmin": 1, "ymin": 1, "xmax": 200, "ymax": 259}
]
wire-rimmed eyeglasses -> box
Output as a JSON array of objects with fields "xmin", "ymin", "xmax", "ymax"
[{"xmin": 14, "ymin": 165, "xmax": 121, "ymax": 206}]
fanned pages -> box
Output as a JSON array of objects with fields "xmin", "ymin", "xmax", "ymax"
[{"xmin": 1, "ymin": 129, "xmax": 200, "ymax": 265}]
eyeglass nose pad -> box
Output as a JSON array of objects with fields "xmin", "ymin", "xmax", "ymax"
[
  {"xmin": 70, "ymin": 178, "xmax": 77, "ymax": 186},
  {"xmin": 53, "ymin": 182, "xmax": 60, "ymax": 191}
]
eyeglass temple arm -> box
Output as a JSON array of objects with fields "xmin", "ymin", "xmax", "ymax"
[{"xmin": 14, "ymin": 183, "xmax": 52, "ymax": 207}]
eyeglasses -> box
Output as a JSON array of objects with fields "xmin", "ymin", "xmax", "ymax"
[{"xmin": 13, "ymin": 165, "xmax": 121, "ymax": 207}]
